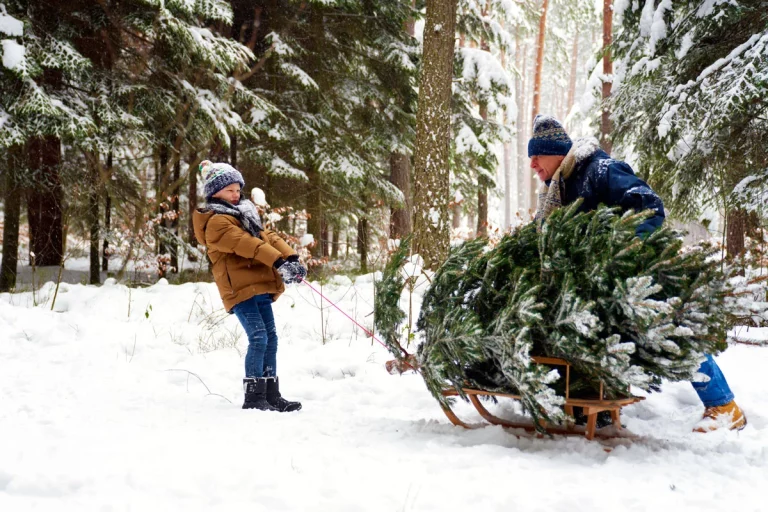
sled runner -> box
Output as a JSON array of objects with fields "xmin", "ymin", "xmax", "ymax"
[
  {"xmin": 440, "ymin": 356, "xmax": 644, "ymax": 440},
  {"xmin": 387, "ymin": 355, "xmax": 644, "ymax": 440}
]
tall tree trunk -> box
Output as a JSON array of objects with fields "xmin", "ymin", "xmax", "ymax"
[
  {"xmin": 390, "ymin": 2, "xmax": 415, "ymax": 241},
  {"xmin": 503, "ymin": 138, "xmax": 512, "ymax": 228},
  {"xmin": 477, "ymin": 101, "xmax": 489, "ymax": 237},
  {"xmin": 501, "ymin": 46, "xmax": 513, "ymax": 229},
  {"xmin": 566, "ymin": 33, "xmax": 580, "ymax": 127},
  {"xmin": 157, "ymin": 144, "xmax": 169, "ymax": 277},
  {"xmin": 726, "ymin": 208, "xmax": 747, "ymax": 261},
  {"xmin": 0, "ymin": 149, "xmax": 23, "ymax": 292},
  {"xmin": 530, "ymin": 0, "xmax": 549, "ymax": 213},
  {"xmin": 412, "ymin": 0, "xmax": 458, "ymax": 269},
  {"xmin": 188, "ymin": 153, "xmax": 200, "ymax": 262},
  {"xmin": 331, "ymin": 223, "xmax": 340, "ymax": 260},
  {"xmin": 88, "ymin": 154, "xmax": 101, "ymax": 284},
  {"xmin": 230, "ymin": 132, "xmax": 238, "ymax": 169},
  {"xmin": 306, "ymin": 164, "xmax": 323, "ymax": 260},
  {"xmin": 321, "ymin": 219, "xmax": 330, "ymax": 258},
  {"xmin": 208, "ymin": 136, "xmax": 229, "ymax": 163},
  {"xmin": 477, "ymin": 183, "xmax": 489, "ymax": 237},
  {"xmin": 600, "ymin": 0, "xmax": 613, "ymax": 154},
  {"xmin": 27, "ymin": 136, "xmax": 64, "ymax": 267},
  {"xmin": 357, "ymin": 216, "xmax": 369, "ymax": 274},
  {"xmin": 452, "ymin": 201, "xmax": 462, "ymax": 229},
  {"xmin": 102, "ymin": 150, "xmax": 112, "ymax": 272},
  {"xmin": 170, "ymin": 157, "xmax": 181, "ymax": 273},
  {"xmin": 515, "ymin": 29, "xmax": 528, "ymax": 218},
  {"xmin": 389, "ymin": 152, "xmax": 412, "ymax": 239}
]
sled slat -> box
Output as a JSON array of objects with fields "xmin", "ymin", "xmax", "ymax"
[{"xmin": 439, "ymin": 387, "xmax": 644, "ymax": 440}]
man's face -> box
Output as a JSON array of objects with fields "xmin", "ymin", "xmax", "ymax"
[
  {"xmin": 530, "ymin": 154, "xmax": 565, "ymax": 182},
  {"xmin": 213, "ymin": 183, "xmax": 242, "ymax": 204}
]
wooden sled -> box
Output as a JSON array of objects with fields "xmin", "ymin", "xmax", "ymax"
[{"xmin": 440, "ymin": 356, "xmax": 644, "ymax": 440}]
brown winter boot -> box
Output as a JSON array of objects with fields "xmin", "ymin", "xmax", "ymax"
[{"xmin": 693, "ymin": 400, "xmax": 747, "ymax": 432}]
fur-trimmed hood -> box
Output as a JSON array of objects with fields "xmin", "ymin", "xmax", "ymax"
[{"xmin": 557, "ymin": 137, "xmax": 601, "ymax": 181}]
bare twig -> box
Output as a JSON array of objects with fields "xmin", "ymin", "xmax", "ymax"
[{"xmin": 164, "ymin": 368, "xmax": 233, "ymax": 403}]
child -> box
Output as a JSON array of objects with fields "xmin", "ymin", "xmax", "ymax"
[{"xmin": 193, "ymin": 160, "xmax": 307, "ymax": 411}]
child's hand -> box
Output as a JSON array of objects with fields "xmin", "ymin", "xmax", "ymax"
[{"xmin": 276, "ymin": 260, "xmax": 307, "ymax": 284}]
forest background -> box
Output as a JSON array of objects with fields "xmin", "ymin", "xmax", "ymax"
[{"xmin": 0, "ymin": 0, "xmax": 766, "ymax": 289}]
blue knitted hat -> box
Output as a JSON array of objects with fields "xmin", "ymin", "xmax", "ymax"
[
  {"xmin": 528, "ymin": 115, "xmax": 573, "ymax": 157},
  {"xmin": 199, "ymin": 160, "xmax": 245, "ymax": 200}
]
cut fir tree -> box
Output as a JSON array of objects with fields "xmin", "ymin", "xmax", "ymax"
[{"xmin": 376, "ymin": 201, "xmax": 748, "ymax": 428}]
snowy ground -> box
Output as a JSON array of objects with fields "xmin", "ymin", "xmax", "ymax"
[{"xmin": 1, "ymin": 277, "xmax": 767, "ymax": 512}]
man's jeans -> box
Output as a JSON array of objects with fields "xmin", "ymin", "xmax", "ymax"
[
  {"xmin": 232, "ymin": 293, "xmax": 278, "ymax": 378},
  {"xmin": 692, "ymin": 354, "xmax": 735, "ymax": 408}
]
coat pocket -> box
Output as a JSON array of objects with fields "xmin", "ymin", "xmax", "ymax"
[{"xmin": 212, "ymin": 261, "xmax": 234, "ymax": 296}]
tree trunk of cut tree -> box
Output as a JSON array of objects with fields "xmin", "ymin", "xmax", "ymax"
[
  {"xmin": 600, "ymin": 0, "xmax": 613, "ymax": 154},
  {"xmin": 27, "ymin": 136, "xmax": 64, "ymax": 267},
  {"xmin": 412, "ymin": 0, "xmax": 458, "ymax": 269}
]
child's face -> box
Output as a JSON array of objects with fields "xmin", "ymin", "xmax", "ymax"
[{"xmin": 213, "ymin": 183, "xmax": 242, "ymax": 204}]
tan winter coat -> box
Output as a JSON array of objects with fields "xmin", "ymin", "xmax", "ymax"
[{"xmin": 193, "ymin": 210, "xmax": 297, "ymax": 312}]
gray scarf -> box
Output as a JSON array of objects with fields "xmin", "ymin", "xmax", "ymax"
[{"xmin": 206, "ymin": 198, "xmax": 263, "ymax": 238}]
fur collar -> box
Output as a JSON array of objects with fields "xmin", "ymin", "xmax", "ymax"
[{"xmin": 557, "ymin": 137, "xmax": 601, "ymax": 181}]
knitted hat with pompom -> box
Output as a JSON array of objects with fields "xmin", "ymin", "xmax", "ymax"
[{"xmin": 199, "ymin": 160, "xmax": 245, "ymax": 200}]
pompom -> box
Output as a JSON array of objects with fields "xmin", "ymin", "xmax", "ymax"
[{"xmin": 199, "ymin": 160, "xmax": 214, "ymax": 179}]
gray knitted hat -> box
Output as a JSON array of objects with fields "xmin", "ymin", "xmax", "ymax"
[
  {"xmin": 199, "ymin": 160, "xmax": 245, "ymax": 200},
  {"xmin": 528, "ymin": 115, "xmax": 573, "ymax": 157}
]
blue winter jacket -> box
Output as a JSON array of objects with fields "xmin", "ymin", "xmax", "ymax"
[{"xmin": 557, "ymin": 142, "xmax": 665, "ymax": 236}]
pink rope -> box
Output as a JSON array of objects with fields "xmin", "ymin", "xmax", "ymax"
[{"xmin": 301, "ymin": 279, "xmax": 385, "ymax": 346}]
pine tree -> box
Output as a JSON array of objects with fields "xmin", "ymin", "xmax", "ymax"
[
  {"xmin": 611, "ymin": 1, "xmax": 768, "ymax": 253},
  {"xmin": 376, "ymin": 202, "xmax": 758, "ymax": 428}
]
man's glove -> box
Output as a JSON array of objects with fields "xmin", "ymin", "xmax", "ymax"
[{"xmin": 274, "ymin": 259, "xmax": 307, "ymax": 284}]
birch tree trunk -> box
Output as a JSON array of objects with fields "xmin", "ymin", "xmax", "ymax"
[
  {"xmin": 515, "ymin": 29, "xmax": 528, "ymax": 218},
  {"xmin": 530, "ymin": 0, "xmax": 549, "ymax": 213},
  {"xmin": 412, "ymin": 0, "xmax": 458, "ymax": 269},
  {"xmin": 566, "ymin": 33, "xmax": 580, "ymax": 127}
]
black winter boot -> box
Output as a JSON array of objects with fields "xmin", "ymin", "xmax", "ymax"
[
  {"xmin": 243, "ymin": 378, "xmax": 279, "ymax": 411},
  {"xmin": 266, "ymin": 377, "xmax": 302, "ymax": 412}
]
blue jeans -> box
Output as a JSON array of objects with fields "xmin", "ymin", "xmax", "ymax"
[
  {"xmin": 691, "ymin": 354, "xmax": 735, "ymax": 408},
  {"xmin": 232, "ymin": 294, "xmax": 278, "ymax": 378}
]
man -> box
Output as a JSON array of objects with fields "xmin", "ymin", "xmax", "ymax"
[{"xmin": 527, "ymin": 115, "xmax": 746, "ymax": 432}]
